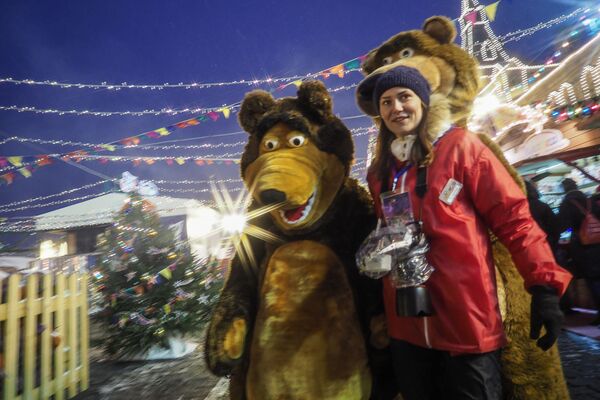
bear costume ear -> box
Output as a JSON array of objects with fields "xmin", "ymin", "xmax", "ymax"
[
  {"xmin": 297, "ymin": 80, "xmax": 333, "ymax": 124},
  {"xmin": 423, "ymin": 16, "xmax": 456, "ymax": 44},
  {"xmin": 238, "ymin": 90, "xmax": 276, "ymax": 134}
]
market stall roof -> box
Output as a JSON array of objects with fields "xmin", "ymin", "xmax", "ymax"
[
  {"xmin": 34, "ymin": 192, "xmax": 208, "ymax": 231},
  {"xmin": 513, "ymin": 121, "xmax": 600, "ymax": 167}
]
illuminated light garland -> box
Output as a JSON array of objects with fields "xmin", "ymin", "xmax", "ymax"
[
  {"xmin": 0, "ymin": 179, "xmax": 113, "ymax": 210},
  {"xmin": 0, "ymin": 9, "xmax": 588, "ymax": 95},
  {"xmin": 154, "ymin": 178, "xmax": 242, "ymax": 185},
  {"xmin": 494, "ymin": 7, "xmax": 585, "ymax": 45},
  {"xmin": 0, "ymin": 80, "xmax": 364, "ymax": 118},
  {"xmin": 0, "ymin": 190, "xmax": 116, "ymax": 213},
  {"xmin": 516, "ymin": 33, "xmax": 600, "ymax": 105},
  {"xmin": 159, "ymin": 186, "xmax": 245, "ymax": 194},
  {"xmin": 545, "ymin": 97, "xmax": 600, "ymax": 123},
  {"xmin": 461, "ymin": 2, "xmax": 596, "ymax": 100},
  {"xmin": 0, "ymin": 201, "xmax": 219, "ymax": 232},
  {"xmin": 0, "ymin": 104, "xmax": 224, "ymax": 117},
  {"xmin": 0, "ymin": 69, "xmax": 361, "ymax": 91},
  {"xmin": 581, "ymin": 61, "xmax": 600, "ymax": 99},
  {"xmin": 0, "ymin": 126, "xmax": 373, "ymax": 171},
  {"xmin": 0, "ymin": 179, "xmax": 249, "ymax": 213}
]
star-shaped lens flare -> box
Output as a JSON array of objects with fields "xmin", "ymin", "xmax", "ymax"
[{"xmin": 210, "ymin": 180, "xmax": 284, "ymax": 275}]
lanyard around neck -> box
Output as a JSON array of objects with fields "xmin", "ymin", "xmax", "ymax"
[{"xmin": 392, "ymin": 164, "xmax": 412, "ymax": 192}]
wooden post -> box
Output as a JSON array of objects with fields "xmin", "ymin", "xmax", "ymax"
[
  {"xmin": 67, "ymin": 274, "xmax": 78, "ymax": 397},
  {"xmin": 79, "ymin": 274, "xmax": 89, "ymax": 391},
  {"xmin": 3, "ymin": 274, "xmax": 20, "ymax": 400},
  {"xmin": 40, "ymin": 274, "xmax": 52, "ymax": 400},
  {"xmin": 54, "ymin": 274, "xmax": 66, "ymax": 400},
  {"xmin": 24, "ymin": 274, "xmax": 39, "ymax": 399}
]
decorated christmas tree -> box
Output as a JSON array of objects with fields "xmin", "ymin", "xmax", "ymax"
[{"xmin": 93, "ymin": 193, "xmax": 223, "ymax": 358}]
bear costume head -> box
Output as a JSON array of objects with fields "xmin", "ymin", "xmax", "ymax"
[
  {"xmin": 357, "ymin": 16, "xmax": 480, "ymax": 137},
  {"xmin": 238, "ymin": 80, "xmax": 355, "ymax": 233}
]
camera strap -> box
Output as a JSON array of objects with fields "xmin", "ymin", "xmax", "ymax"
[{"xmin": 415, "ymin": 167, "xmax": 427, "ymax": 222}]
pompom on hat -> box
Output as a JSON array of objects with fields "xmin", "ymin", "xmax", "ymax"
[{"xmin": 356, "ymin": 65, "xmax": 431, "ymax": 116}]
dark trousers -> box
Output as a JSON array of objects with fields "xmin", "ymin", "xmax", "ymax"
[{"xmin": 390, "ymin": 339, "xmax": 503, "ymax": 400}]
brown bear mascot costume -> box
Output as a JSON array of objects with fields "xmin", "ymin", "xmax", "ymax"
[
  {"xmin": 357, "ymin": 16, "xmax": 570, "ymax": 400},
  {"xmin": 205, "ymin": 80, "xmax": 393, "ymax": 399}
]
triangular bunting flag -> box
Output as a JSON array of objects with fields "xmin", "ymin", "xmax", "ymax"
[
  {"xmin": 465, "ymin": 10, "xmax": 478, "ymax": 25},
  {"xmin": 206, "ymin": 160, "xmax": 214, "ymax": 165},
  {"xmin": 329, "ymin": 64, "xmax": 345, "ymax": 78},
  {"xmin": 344, "ymin": 59, "xmax": 361, "ymax": 70},
  {"xmin": 18, "ymin": 167, "xmax": 31, "ymax": 178},
  {"xmin": 485, "ymin": 1, "xmax": 500, "ymax": 21},
  {"xmin": 165, "ymin": 159, "xmax": 174, "ymax": 166},
  {"xmin": 146, "ymin": 131, "xmax": 160, "ymax": 139},
  {"xmin": 132, "ymin": 159, "xmax": 141, "ymax": 167},
  {"xmin": 175, "ymin": 157, "xmax": 186, "ymax": 165},
  {"xmin": 144, "ymin": 158, "xmax": 155, "ymax": 165},
  {"xmin": 195, "ymin": 159, "xmax": 205, "ymax": 166},
  {"xmin": 0, "ymin": 157, "xmax": 7, "ymax": 168},
  {"xmin": 292, "ymin": 80, "xmax": 302, "ymax": 88},
  {"xmin": 7, "ymin": 156, "xmax": 23, "ymax": 167},
  {"xmin": 159, "ymin": 268, "xmax": 172, "ymax": 280},
  {"xmin": 100, "ymin": 144, "xmax": 116, "ymax": 151},
  {"xmin": 220, "ymin": 107, "xmax": 231, "ymax": 119},
  {"xmin": 1, "ymin": 172, "xmax": 15, "ymax": 184},
  {"xmin": 186, "ymin": 118, "xmax": 200, "ymax": 126},
  {"xmin": 207, "ymin": 111, "xmax": 219, "ymax": 121},
  {"xmin": 155, "ymin": 128, "xmax": 170, "ymax": 136},
  {"xmin": 196, "ymin": 115, "xmax": 208, "ymax": 122},
  {"xmin": 176, "ymin": 121, "xmax": 189, "ymax": 129}
]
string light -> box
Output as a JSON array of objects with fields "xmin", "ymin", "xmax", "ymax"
[
  {"xmin": 0, "ymin": 190, "xmax": 116, "ymax": 213},
  {"xmin": 0, "ymin": 126, "xmax": 373, "ymax": 173},
  {"xmin": 496, "ymin": 8, "xmax": 586, "ymax": 45},
  {"xmin": 0, "ymin": 69, "xmax": 360, "ymax": 91},
  {"xmin": 0, "ymin": 179, "xmax": 248, "ymax": 213},
  {"xmin": 517, "ymin": 34, "xmax": 600, "ymax": 105},
  {"xmin": 0, "ymin": 201, "xmax": 218, "ymax": 232},
  {"xmin": 0, "ymin": 104, "xmax": 225, "ymax": 117},
  {"xmin": 0, "ymin": 179, "xmax": 113, "ymax": 210}
]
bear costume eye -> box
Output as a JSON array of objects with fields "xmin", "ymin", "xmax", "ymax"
[
  {"xmin": 287, "ymin": 135, "xmax": 306, "ymax": 148},
  {"xmin": 382, "ymin": 56, "xmax": 394, "ymax": 65},
  {"xmin": 264, "ymin": 138, "xmax": 279, "ymax": 151},
  {"xmin": 399, "ymin": 48, "xmax": 414, "ymax": 58}
]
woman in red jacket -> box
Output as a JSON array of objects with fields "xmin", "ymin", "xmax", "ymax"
[{"xmin": 356, "ymin": 65, "xmax": 572, "ymax": 399}]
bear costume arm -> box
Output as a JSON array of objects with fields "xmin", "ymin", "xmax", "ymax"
[{"xmin": 204, "ymin": 227, "xmax": 265, "ymax": 376}]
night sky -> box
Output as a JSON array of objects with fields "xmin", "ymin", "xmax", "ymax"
[{"xmin": 0, "ymin": 0, "xmax": 596, "ymax": 227}]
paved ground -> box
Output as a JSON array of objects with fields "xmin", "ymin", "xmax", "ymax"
[{"xmin": 73, "ymin": 313, "xmax": 600, "ymax": 400}]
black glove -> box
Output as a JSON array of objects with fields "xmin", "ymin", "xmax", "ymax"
[{"xmin": 530, "ymin": 285, "xmax": 564, "ymax": 351}]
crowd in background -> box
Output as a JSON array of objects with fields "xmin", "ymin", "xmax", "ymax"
[{"xmin": 526, "ymin": 178, "xmax": 600, "ymax": 326}]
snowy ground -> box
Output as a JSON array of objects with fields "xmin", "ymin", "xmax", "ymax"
[{"xmin": 73, "ymin": 325, "xmax": 223, "ymax": 400}]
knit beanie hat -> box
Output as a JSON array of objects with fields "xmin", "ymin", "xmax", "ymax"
[{"xmin": 356, "ymin": 65, "xmax": 431, "ymax": 116}]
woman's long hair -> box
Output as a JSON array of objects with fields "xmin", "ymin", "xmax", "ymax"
[{"xmin": 368, "ymin": 105, "xmax": 433, "ymax": 184}]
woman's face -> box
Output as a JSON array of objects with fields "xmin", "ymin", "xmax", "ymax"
[{"xmin": 379, "ymin": 87, "xmax": 423, "ymax": 137}]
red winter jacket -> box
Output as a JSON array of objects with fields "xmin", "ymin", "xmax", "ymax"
[{"xmin": 366, "ymin": 127, "xmax": 572, "ymax": 354}]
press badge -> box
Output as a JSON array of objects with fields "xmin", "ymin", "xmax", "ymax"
[
  {"xmin": 380, "ymin": 191, "xmax": 414, "ymax": 227},
  {"xmin": 439, "ymin": 178, "xmax": 463, "ymax": 205}
]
